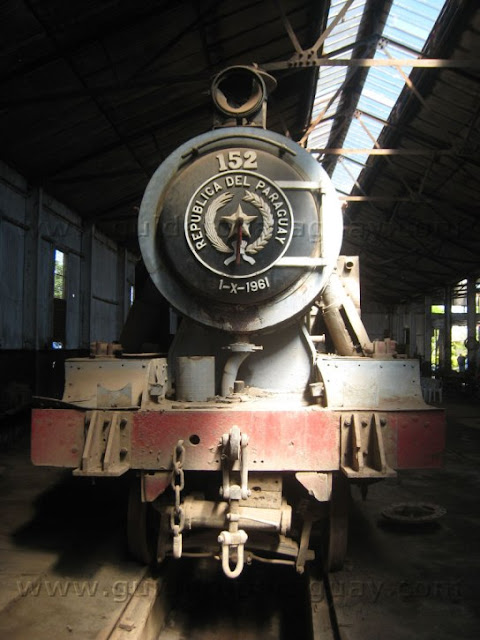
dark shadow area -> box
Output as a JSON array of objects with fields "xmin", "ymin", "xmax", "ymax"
[
  {"xmin": 0, "ymin": 409, "xmax": 31, "ymax": 449},
  {"xmin": 12, "ymin": 467, "xmax": 132, "ymax": 577},
  {"xmin": 161, "ymin": 557, "xmax": 311, "ymax": 640},
  {"xmin": 377, "ymin": 518, "xmax": 443, "ymax": 535}
]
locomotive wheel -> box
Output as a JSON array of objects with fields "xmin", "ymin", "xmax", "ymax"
[
  {"xmin": 323, "ymin": 472, "xmax": 350, "ymax": 572},
  {"xmin": 127, "ymin": 478, "xmax": 157, "ymax": 565}
]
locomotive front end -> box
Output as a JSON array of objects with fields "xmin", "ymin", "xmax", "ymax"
[{"xmin": 31, "ymin": 66, "xmax": 445, "ymax": 579}]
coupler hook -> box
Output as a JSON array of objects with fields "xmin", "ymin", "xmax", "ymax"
[{"xmin": 218, "ymin": 530, "xmax": 248, "ymax": 579}]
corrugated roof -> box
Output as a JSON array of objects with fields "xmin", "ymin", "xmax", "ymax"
[
  {"xmin": 0, "ymin": 0, "xmax": 328, "ymax": 247},
  {"xmin": 310, "ymin": 0, "xmax": 365, "ymax": 150},
  {"xmin": 309, "ymin": 0, "xmax": 446, "ymax": 194},
  {"xmin": 0, "ymin": 0, "xmax": 479, "ymax": 304}
]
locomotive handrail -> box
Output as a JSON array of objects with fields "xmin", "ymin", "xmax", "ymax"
[{"xmin": 180, "ymin": 132, "xmax": 297, "ymax": 161}]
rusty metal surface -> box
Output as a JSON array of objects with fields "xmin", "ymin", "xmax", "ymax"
[
  {"xmin": 396, "ymin": 409, "xmax": 445, "ymax": 469},
  {"xmin": 131, "ymin": 409, "xmax": 340, "ymax": 472},
  {"xmin": 31, "ymin": 408, "xmax": 84, "ymax": 467},
  {"xmin": 31, "ymin": 406, "xmax": 445, "ymax": 472},
  {"xmin": 339, "ymin": 409, "xmax": 445, "ymax": 471},
  {"xmin": 142, "ymin": 471, "xmax": 171, "ymax": 503}
]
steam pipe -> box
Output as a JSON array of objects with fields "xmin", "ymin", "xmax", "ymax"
[
  {"xmin": 321, "ymin": 272, "xmax": 374, "ymax": 356},
  {"xmin": 221, "ymin": 339, "xmax": 263, "ymax": 396},
  {"xmin": 221, "ymin": 351, "xmax": 252, "ymax": 397}
]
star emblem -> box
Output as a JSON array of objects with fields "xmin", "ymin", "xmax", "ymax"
[{"xmin": 221, "ymin": 204, "xmax": 257, "ymax": 239}]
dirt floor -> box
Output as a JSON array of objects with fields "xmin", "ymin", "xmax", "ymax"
[
  {"xmin": 0, "ymin": 414, "xmax": 145, "ymax": 639},
  {"xmin": 332, "ymin": 398, "xmax": 480, "ymax": 640},
  {"xmin": 0, "ymin": 398, "xmax": 479, "ymax": 639}
]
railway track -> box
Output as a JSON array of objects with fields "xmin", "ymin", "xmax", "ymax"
[{"xmin": 97, "ymin": 559, "xmax": 342, "ymax": 640}]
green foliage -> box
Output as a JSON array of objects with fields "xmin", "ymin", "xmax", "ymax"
[{"xmin": 54, "ymin": 250, "xmax": 65, "ymax": 299}]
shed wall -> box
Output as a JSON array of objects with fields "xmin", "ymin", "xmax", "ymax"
[{"xmin": 0, "ymin": 160, "xmax": 136, "ymax": 351}]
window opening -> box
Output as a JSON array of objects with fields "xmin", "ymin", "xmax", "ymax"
[
  {"xmin": 52, "ymin": 249, "xmax": 67, "ymax": 348},
  {"xmin": 54, "ymin": 249, "xmax": 66, "ymax": 300}
]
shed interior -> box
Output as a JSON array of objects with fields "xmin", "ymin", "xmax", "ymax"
[{"xmin": 1, "ymin": 0, "xmax": 480, "ymax": 403}]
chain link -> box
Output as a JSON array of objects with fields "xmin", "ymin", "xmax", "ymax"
[{"xmin": 170, "ymin": 441, "xmax": 186, "ymax": 536}]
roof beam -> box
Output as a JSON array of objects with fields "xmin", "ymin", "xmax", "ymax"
[
  {"xmin": 0, "ymin": 2, "xmax": 173, "ymax": 85},
  {"xmin": 23, "ymin": 0, "xmax": 151, "ymax": 181},
  {"xmin": 0, "ymin": 77, "xmax": 207, "ymax": 108},
  {"xmin": 35, "ymin": 103, "xmax": 211, "ymax": 182},
  {"xmin": 310, "ymin": 148, "xmax": 453, "ymax": 156},
  {"xmin": 275, "ymin": 0, "xmax": 356, "ymax": 57},
  {"xmin": 50, "ymin": 168, "xmax": 144, "ymax": 185},
  {"xmin": 341, "ymin": 195, "xmax": 423, "ymax": 202},
  {"xmin": 320, "ymin": 0, "xmax": 394, "ymax": 176},
  {"xmin": 264, "ymin": 57, "xmax": 480, "ymax": 71}
]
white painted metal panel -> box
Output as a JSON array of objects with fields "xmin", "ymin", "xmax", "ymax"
[{"xmin": 317, "ymin": 356, "xmax": 426, "ymax": 409}]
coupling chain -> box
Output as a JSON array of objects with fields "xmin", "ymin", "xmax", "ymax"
[
  {"xmin": 171, "ymin": 440, "xmax": 186, "ymax": 530},
  {"xmin": 170, "ymin": 440, "xmax": 186, "ymax": 557}
]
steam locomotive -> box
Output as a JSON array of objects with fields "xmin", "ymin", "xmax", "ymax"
[{"xmin": 32, "ymin": 66, "xmax": 445, "ymax": 578}]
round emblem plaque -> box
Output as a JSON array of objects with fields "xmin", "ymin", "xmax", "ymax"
[{"xmin": 184, "ymin": 170, "xmax": 294, "ymax": 279}]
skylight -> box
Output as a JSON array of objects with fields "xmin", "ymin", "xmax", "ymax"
[{"xmin": 308, "ymin": 0, "xmax": 446, "ymax": 195}]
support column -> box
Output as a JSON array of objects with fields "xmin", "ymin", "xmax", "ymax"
[
  {"xmin": 424, "ymin": 295, "xmax": 432, "ymax": 372},
  {"xmin": 117, "ymin": 247, "xmax": 128, "ymax": 339},
  {"xmin": 409, "ymin": 306, "xmax": 417, "ymax": 357},
  {"xmin": 22, "ymin": 186, "xmax": 42, "ymax": 350},
  {"xmin": 22, "ymin": 187, "xmax": 44, "ymax": 394},
  {"xmin": 81, "ymin": 223, "xmax": 94, "ymax": 349},
  {"xmin": 466, "ymin": 277, "xmax": 478, "ymax": 374},
  {"xmin": 443, "ymin": 286, "xmax": 452, "ymax": 373}
]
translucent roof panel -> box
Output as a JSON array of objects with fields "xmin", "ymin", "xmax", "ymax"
[
  {"xmin": 308, "ymin": 0, "xmax": 446, "ymax": 194},
  {"xmin": 310, "ymin": 0, "xmax": 366, "ymax": 148}
]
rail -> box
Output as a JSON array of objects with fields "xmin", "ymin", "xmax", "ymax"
[{"xmin": 96, "ymin": 558, "xmax": 343, "ymax": 640}]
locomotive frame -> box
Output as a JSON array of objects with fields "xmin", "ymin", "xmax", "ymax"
[{"xmin": 31, "ymin": 66, "xmax": 445, "ymax": 578}]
